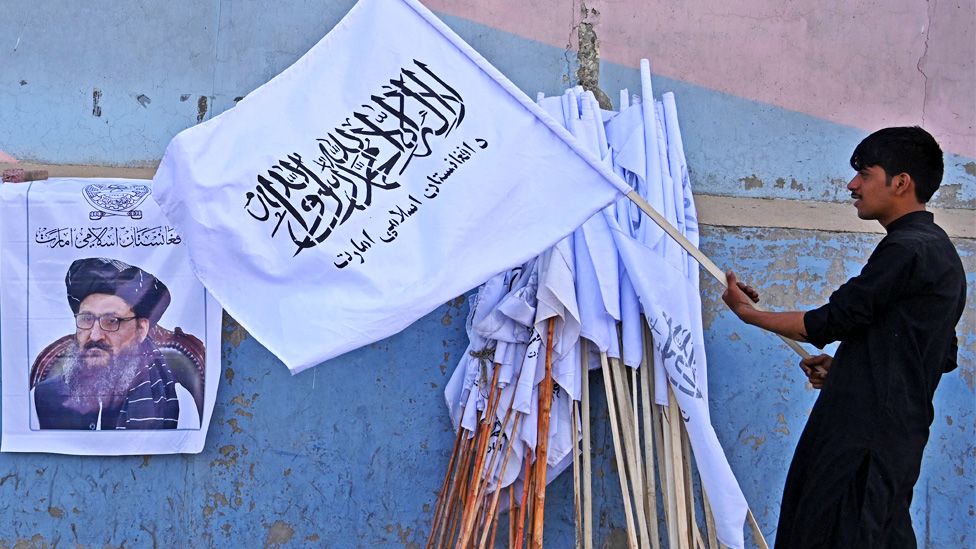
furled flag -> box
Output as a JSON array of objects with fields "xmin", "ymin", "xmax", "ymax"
[
  {"xmin": 151, "ymin": 0, "xmax": 629, "ymax": 373},
  {"xmin": 604, "ymin": 67, "xmax": 748, "ymax": 546}
]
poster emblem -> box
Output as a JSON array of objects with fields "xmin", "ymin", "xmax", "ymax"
[{"xmin": 83, "ymin": 183, "xmax": 151, "ymax": 220}]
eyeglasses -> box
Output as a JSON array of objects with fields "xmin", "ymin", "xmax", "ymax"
[{"xmin": 74, "ymin": 312, "xmax": 137, "ymax": 332}]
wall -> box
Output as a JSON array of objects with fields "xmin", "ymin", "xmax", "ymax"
[{"xmin": 0, "ymin": 0, "xmax": 973, "ymax": 547}]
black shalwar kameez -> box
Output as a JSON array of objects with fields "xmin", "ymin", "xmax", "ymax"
[{"xmin": 775, "ymin": 211, "xmax": 966, "ymax": 548}]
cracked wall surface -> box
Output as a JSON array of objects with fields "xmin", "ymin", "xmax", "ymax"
[{"xmin": 0, "ymin": 1, "xmax": 973, "ymax": 547}]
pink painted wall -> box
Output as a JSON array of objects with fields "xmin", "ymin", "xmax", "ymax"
[{"xmin": 427, "ymin": 0, "xmax": 975, "ymax": 157}]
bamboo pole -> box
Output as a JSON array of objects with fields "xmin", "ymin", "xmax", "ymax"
[
  {"xmin": 747, "ymin": 509, "xmax": 770, "ymax": 549},
  {"xmin": 471, "ymin": 388, "xmax": 519, "ymax": 545},
  {"xmin": 680, "ymin": 426, "xmax": 706, "ymax": 549},
  {"xmin": 609, "ymin": 358, "xmax": 651, "ymax": 548},
  {"xmin": 509, "ymin": 486, "xmax": 517, "ymax": 549},
  {"xmin": 530, "ymin": 317, "xmax": 557, "ymax": 549},
  {"xmin": 457, "ymin": 363, "xmax": 503, "ymax": 547},
  {"xmin": 515, "ymin": 453, "xmax": 533, "ymax": 549},
  {"xmin": 478, "ymin": 412, "xmax": 524, "ymax": 549},
  {"xmin": 572, "ymin": 400, "xmax": 584, "ymax": 549},
  {"xmin": 427, "ymin": 414, "xmax": 468, "ymax": 549},
  {"xmin": 702, "ymin": 489, "xmax": 719, "ymax": 549},
  {"xmin": 580, "ymin": 341, "xmax": 593, "ymax": 549},
  {"xmin": 638, "ymin": 329, "xmax": 660, "ymax": 549},
  {"xmin": 435, "ymin": 433, "xmax": 473, "ymax": 549},
  {"xmin": 600, "ymin": 352, "xmax": 638, "ymax": 549}
]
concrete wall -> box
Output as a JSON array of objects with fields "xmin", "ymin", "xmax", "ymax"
[{"xmin": 1, "ymin": 1, "xmax": 973, "ymax": 547}]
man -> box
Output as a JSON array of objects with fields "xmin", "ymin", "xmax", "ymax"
[
  {"xmin": 33, "ymin": 258, "xmax": 184, "ymax": 430},
  {"xmin": 722, "ymin": 127, "xmax": 966, "ymax": 548}
]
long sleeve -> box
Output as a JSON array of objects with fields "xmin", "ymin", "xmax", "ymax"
[{"xmin": 803, "ymin": 239, "xmax": 916, "ymax": 349}]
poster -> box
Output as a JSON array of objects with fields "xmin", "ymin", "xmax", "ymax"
[{"xmin": 1, "ymin": 178, "xmax": 221, "ymax": 454}]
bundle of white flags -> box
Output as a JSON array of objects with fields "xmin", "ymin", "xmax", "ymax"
[{"xmin": 443, "ymin": 62, "xmax": 748, "ymax": 548}]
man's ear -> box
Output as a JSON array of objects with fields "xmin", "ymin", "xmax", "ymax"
[
  {"xmin": 891, "ymin": 172, "xmax": 914, "ymax": 197},
  {"xmin": 135, "ymin": 318, "xmax": 150, "ymax": 343}
]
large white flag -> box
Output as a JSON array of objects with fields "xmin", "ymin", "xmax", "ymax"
[{"xmin": 152, "ymin": 0, "xmax": 628, "ymax": 373}]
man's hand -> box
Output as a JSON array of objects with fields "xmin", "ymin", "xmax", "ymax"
[
  {"xmin": 722, "ymin": 271, "xmax": 760, "ymax": 318},
  {"xmin": 800, "ymin": 354, "xmax": 832, "ymax": 389}
]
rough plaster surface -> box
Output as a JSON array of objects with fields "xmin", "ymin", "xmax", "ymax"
[
  {"xmin": 428, "ymin": 0, "xmax": 976, "ymax": 157},
  {"xmin": 0, "ymin": 1, "xmax": 973, "ymax": 547}
]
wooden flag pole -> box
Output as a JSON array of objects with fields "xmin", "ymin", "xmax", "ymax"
[
  {"xmin": 600, "ymin": 352, "xmax": 639, "ymax": 549},
  {"xmin": 623, "ymin": 190, "xmax": 812, "ymax": 362},
  {"xmin": 580, "ymin": 341, "xmax": 594, "ymax": 549},
  {"xmin": 471, "ymin": 388, "xmax": 519, "ymax": 545},
  {"xmin": 457, "ymin": 364, "xmax": 503, "ymax": 547},
  {"xmin": 427, "ymin": 416, "xmax": 468, "ymax": 549},
  {"xmin": 572, "ymin": 400, "xmax": 584, "ymax": 549},
  {"xmin": 639, "ymin": 326, "xmax": 661, "ymax": 549},
  {"xmin": 478, "ymin": 412, "xmax": 524, "ymax": 549},
  {"xmin": 530, "ymin": 317, "xmax": 557, "ymax": 549},
  {"xmin": 609, "ymin": 357, "xmax": 652, "ymax": 548}
]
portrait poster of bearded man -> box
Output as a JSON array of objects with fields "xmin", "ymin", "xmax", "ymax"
[
  {"xmin": 1, "ymin": 177, "xmax": 221, "ymax": 455},
  {"xmin": 30, "ymin": 258, "xmax": 199, "ymax": 431}
]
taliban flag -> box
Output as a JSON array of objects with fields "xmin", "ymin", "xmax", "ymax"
[{"xmin": 152, "ymin": 0, "xmax": 630, "ymax": 372}]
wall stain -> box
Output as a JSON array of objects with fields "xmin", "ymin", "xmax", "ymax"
[
  {"xmin": 19, "ymin": 80, "xmax": 27, "ymax": 86},
  {"xmin": 180, "ymin": 94, "xmax": 191, "ymax": 102},
  {"xmin": 263, "ymin": 520, "xmax": 295, "ymax": 547},
  {"xmin": 739, "ymin": 175, "xmax": 763, "ymax": 190},
  {"xmin": 774, "ymin": 413, "xmax": 790, "ymax": 436},
  {"xmin": 223, "ymin": 312, "xmax": 250, "ymax": 348},
  {"xmin": 743, "ymin": 433, "xmax": 766, "ymax": 450},
  {"xmin": 92, "ymin": 88, "xmax": 102, "ymax": 117},
  {"xmin": 197, "ymin": 96, "xmax": 209, "ymax": 123}
]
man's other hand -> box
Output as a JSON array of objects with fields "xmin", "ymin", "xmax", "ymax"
[{"xmin": 800, "ymin": 354, "xmax": 832, "ymax": 389}]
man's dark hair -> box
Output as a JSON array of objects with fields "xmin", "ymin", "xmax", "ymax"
[{"xmin": 849, "ymin": 126, "xmax": 944, "ymax": 203}]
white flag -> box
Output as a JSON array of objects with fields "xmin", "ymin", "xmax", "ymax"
[{"xmin": 151, "ymin": 0, "xmax": 628, "ymax": 373}]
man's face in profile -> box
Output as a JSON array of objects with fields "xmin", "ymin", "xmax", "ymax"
[{"xmin": 74, "ymin": 293, "xmax": 149, "ymax": 369}]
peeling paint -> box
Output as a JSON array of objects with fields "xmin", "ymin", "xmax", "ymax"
[
  {"xmin": 224, "ymin": 367, "xmax": 235, "ymax": 385},
  {"xmin": 743, "ymin": 434, "xmax": 766, "ymax": 450},
  {"xmin": 223, "ymin": 312, "xmax": 250, "ymax": 348},
  {"xmin": 91, "ymin": 88, "xmax": 102, "ymax": 117},
  {"xmin": 180, "ymin": 94, "xmax": 191, "ymax": 102},
  {"xmin": 19, "ymin": 79, "xmax": 27, "ymax": 86},
  {"xmin": 774, "ymin": 177, "xmax": 786, "ymax": 189},
  {"xmin": 263, "ymin": 520, "xmax": 295, "ymax": 547},
  {"xmin": 774, "ymin": 413, "xmax": 790, "ymax": 436},
  {"xmin": 47, "ymin": 506, "xmax": 64, "ymax": 519},
  {"xmin": 574, "ymin": 3, "xmax": 612, "ymax": 110},
  {"xmin": 963, "ymin": 162, "xmax": 976, "ymax": 177},
  {"xmin": 740, "ymin": 175, "xmax": 763, "ymax": 190},
  {"xmin": 789, "ymin": 179, "xmax": 805, "ymax": 191},
  {"xmin": 135, "ymin": 94, "xmax": 151, "ymax": 108},
  {"xmin": 197, "ymin": 95, "xmax": 209, "ymax": 123},
  {"xmin": 226, "ymin": 418, "xmax": 243, "ymax": 434}
]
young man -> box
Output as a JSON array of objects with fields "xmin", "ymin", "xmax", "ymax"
[{"xmin": 722, "ymin": 127, "xmax": 966, "ymax": 548}]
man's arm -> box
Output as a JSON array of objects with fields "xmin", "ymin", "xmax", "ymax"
[{"xmin": 721, "ymin": 271, "xmax": 809, "ymax": 342}]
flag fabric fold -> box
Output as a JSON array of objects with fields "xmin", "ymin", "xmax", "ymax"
[{"xmin": 152, "ymin": 0, "xmax": 627, "ymax": 373}]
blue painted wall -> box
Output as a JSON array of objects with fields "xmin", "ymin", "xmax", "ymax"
[{"xmin": 1, "ymin": 1, "xmax": 972, "ymax": 547}]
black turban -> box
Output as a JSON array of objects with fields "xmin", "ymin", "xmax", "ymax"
[{"xmin": 65, "ymin": 258, "xmax": 171, "ymax": 325}]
